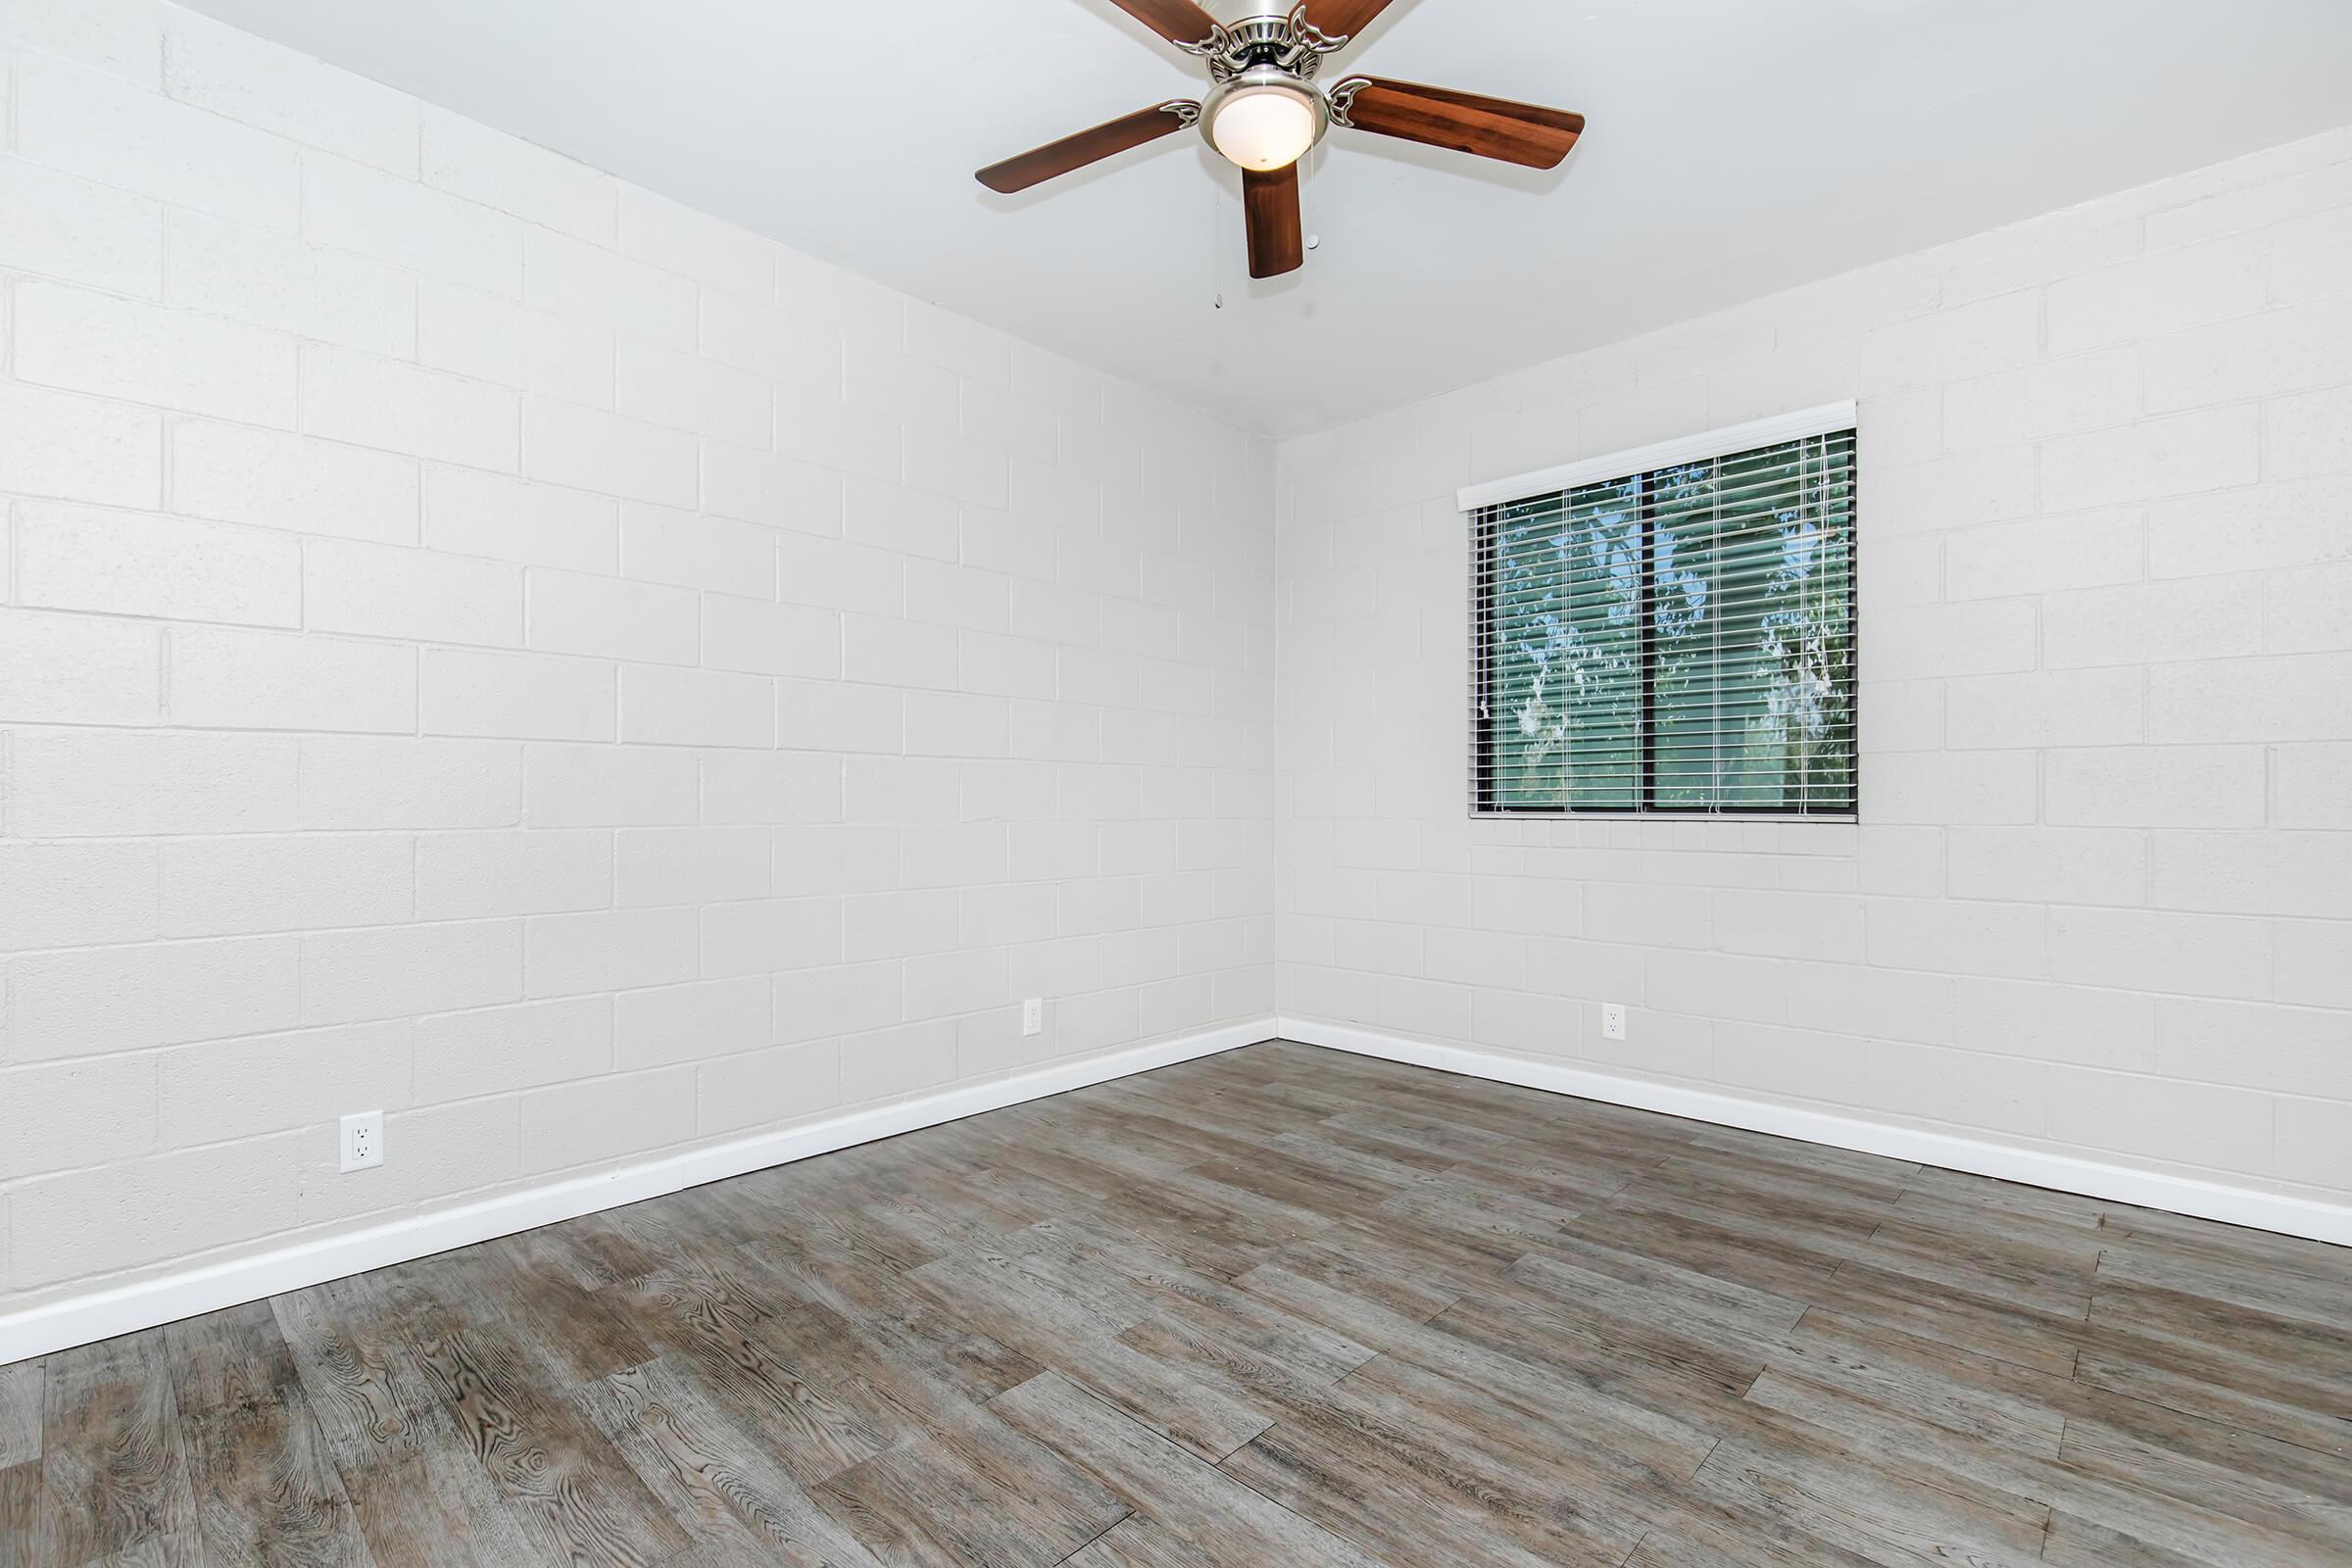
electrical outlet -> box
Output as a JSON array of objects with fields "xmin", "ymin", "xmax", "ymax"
[
  {"xmin": 1601, "ymin": 1003, "xmax": 1628, "ymax": 1042},
  {"xmin": 1022, "ymin": 998, "xmax": 1043, "ymax": 1037},
  {"xmin": 340, "ymin": 1110, "xmax": 384, "ymax": 1173}
]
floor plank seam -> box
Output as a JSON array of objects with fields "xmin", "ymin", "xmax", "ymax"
[
  {"xmin": 1048, "ymin": 1501, "xmax": 1136, "ymax": 1566},
  {"xmin": 1206, "ymin": 1429, "xmax": 1403, "ymax": 1561}
]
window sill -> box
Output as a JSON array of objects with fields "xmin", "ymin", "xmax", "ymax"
[{"xmin": 1468, "ymin": 811, "xmax": 1859, "ymax": 824}]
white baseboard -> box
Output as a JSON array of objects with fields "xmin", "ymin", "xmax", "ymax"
[
  {"xmin": 15, "ymin": 1011, "xmax": 2342, "ymax": 1366},
  {"xmin": 0, "ymin": 1018, "xmax": 1276, "ymax": 1366},
  {"xmin": 1282, "ymin": 1015, "xmax": 2352, "ymax": 1249}
]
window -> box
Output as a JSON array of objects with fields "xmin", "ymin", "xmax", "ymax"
[{"xmin": 1469, "ymin": 412, "xmax": 1857, "ymax": 816}]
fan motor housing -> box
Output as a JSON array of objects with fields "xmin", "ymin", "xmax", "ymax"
[
  {"xmin": 1216, "ymin": 15, "xmax": 1309, "ymax": 73},
  {"xmin": 1197, "ymin": 9, "xmax": 1347, "ymax": 81}
]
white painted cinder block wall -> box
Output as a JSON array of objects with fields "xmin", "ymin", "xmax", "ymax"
[
  {"xmin": 0, "ymin": 3, "xmax": 1278, "ymax": 1315},
  {"xmin": 5, "ymin": 0, "xmax": 2351, "ymax": 1334},
  {"xmin": 1276, "ymin": 122, "xmax": 2352, "ymax": 1210}
]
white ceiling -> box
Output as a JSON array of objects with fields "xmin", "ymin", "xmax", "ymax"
[{"xmin": 182, "ymin": 0, "xmax": 2352, "ymax": 436}]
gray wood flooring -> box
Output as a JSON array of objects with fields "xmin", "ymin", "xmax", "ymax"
[{"xmin": 7, "ymin": 1040, "xmax": 2350, "ymax": 1566}]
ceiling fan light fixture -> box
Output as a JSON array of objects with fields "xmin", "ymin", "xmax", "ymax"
[
  {"xmin": 973, "ymin": 0, "xmax": 1586, "ymax": 280},
  {"xmin": 1202, "ymin": 69, "xmax": 1326, "ymax": 172}
]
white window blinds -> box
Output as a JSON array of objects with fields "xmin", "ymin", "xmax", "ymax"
[{"xmin": 1467, "ymin": 407, "xmax": 1858, "ymax": 817}]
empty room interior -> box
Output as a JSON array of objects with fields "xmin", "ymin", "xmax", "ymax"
[{"xmin": 5, "ymin": 0, "xmax": 2352, "ymax": 1562}]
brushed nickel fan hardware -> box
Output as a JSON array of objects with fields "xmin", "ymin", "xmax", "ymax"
[
  {"xmin": 1286, "ymin": 3, "xmax": 1354, "ymax": 55},
  {"xmin": 1325, "ymin": 74, "xmax": 1367, "ymax": 128},
  {"xmin": 976, "ymin": 0, "xmax": 1584, "ymax": 279},
  {"xmin": 1173, "ymin": 23, "xmax": 1234, "ymax": 61},
  {"xmin": 1189, "ymin": 10, "xmax": 1348, "ymax": 81}
]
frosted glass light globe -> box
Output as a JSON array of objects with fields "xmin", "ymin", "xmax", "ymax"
[{"xmin": 1209, "ymin": 83, "xmax": 1320, "ymax": 172}]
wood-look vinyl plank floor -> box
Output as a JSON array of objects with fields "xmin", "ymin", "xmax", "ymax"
[{"xmin": 14, "ymin": 1041, "xmax": 2352, "ymax": 1567}]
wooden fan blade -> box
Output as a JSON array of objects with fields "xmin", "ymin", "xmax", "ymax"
[
  {"xmin": 1104, "ymin": 0, "xmax": 1222, "ymax": 47},
  {"xmin": 1336, "ymin": 76, "xmax": 1586, "ymax": 170},
  {"xmin": 977, "ymin": 103, "xmax": 1199, "ymax": 194},
  {"xmin": 1244, "ymin": 164, "xmax": 1304, "ymax": 279},
  {"xmin": 1296, "ymin": 0, "xmax": 1402, "ymax": 43}
]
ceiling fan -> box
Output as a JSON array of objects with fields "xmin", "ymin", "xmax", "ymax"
[{"xmin": 976, "ymin": 0, "xmax": 1586, "ymax": 279}]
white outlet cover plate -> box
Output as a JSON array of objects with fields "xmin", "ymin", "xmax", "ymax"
[
  {"xmin": 340, "ymin": 1109, "xmax": 385, "ymax": 1173},
  {"xmin": 1022, "ymin": 998, "xmax": 1043, "ymax": 1037},
  {"xmin": 1601, "ymin": 1004, "xmax": 1628, "ymax": 1042}
]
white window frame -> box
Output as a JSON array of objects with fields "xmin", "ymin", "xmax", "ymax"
[{"xmin": 1464, "ymin": 403, "xmax": 1861, "ymax": 822}]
